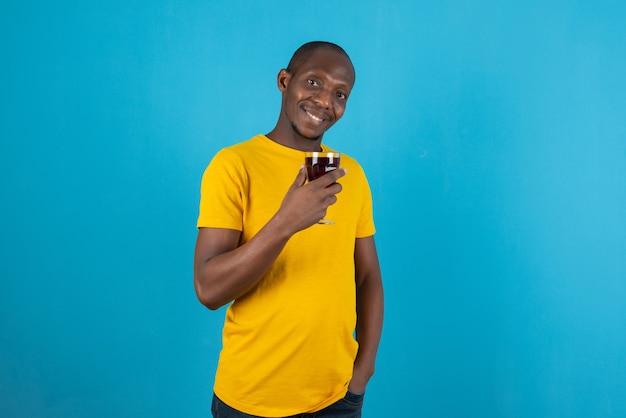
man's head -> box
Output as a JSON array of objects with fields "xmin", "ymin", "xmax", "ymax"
[
  {"xmin": 286, "ymin": 41, "xmax": 355, "ymax": 81},
  {"xmin": 274, "ymin": 41, "xmax": 356, "ymax": 146}
]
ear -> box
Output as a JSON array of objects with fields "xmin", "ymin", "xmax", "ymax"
[{"xmin": 277, "ymin": 68, "xmax": 291, "ymax": 92}]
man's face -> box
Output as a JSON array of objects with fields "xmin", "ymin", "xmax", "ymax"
[{"xmin": 279, "ymin": 49, "xmax": 355, "ymax": 141}]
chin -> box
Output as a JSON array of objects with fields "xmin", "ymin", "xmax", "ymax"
[{"xmin": 292, "ymin": 123, "xmax": 324, "ymax": 142}]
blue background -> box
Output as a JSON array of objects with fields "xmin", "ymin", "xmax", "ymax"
[{"xmin": 2, "ymin": 1, "xmax": 625, "ymax": 417}]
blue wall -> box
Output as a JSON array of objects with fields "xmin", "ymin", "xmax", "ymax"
[{"xmin": 2, "ymin": 1, "xmax": 625, "ymax": 417}]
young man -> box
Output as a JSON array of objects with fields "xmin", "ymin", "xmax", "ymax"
[{"xmin": 194, "ymin": 41, "xmax": 384, "ymax": 418}]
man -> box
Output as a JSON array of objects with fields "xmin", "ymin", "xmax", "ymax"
[{"xmin": 194, "ymin": 41, "xmax": 383, "ymax": 418}]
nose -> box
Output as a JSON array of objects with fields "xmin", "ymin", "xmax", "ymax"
[{"xmin": 313, "ymin": 88, "xmax": 331, "ymax": 109}]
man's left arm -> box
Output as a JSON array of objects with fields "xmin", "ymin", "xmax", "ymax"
[{"xmin": 349, "ymin": 235, "xmax": 384, "ymax": 393}]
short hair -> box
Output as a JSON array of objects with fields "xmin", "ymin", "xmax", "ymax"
[{"xmin": 286, "ymin": 41, "xmax": 354, "ymax": 76}]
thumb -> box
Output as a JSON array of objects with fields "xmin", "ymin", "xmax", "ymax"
[{"xmin": 291, "ymin": 165, "xmax": 307, "ymax": 188}]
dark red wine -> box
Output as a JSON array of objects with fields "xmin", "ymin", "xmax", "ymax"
[{"xmin": 305, "ymin": 153, "xmax": 340, "ymax": 181}]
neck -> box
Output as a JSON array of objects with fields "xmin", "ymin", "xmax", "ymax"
[{"xmin": 266, "ymin": 127, "xmax": 323, "ymax": 152}]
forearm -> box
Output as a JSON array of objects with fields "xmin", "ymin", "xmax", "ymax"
[
  {"xmin": 349, "ymin": 236, "xmax": 384, "ymax": 392},
  {"xmin": 194, "ymin": 215, "xmax": 294, "ymax": 310},
  {"xmin": 352, "ymin": 275, "xmax": 384, "ymax": 388}
]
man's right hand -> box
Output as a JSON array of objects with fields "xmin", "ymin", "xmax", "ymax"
[{"xmin": 276, "ymin": 166, "xmax": 347, "ymax": 233}]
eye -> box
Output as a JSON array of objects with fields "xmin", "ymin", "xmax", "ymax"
[
  {"xmin": 307, "ymin": 79, "xmax": 319, "ymax": 87},
  {"xmin": 336, "ymin": 91, "xmax": 347, "ymax": 100}
]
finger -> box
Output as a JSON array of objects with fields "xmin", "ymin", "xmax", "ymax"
[
  {"xmin": 325, "ymin": 194, "xmax": 338, "ymax": 206},
  {"xmin": 315, "ymin": 167, "xmax": 348, "ymax": 186},
  {"xmin": 324, "ymin": 181, "xmax": 343, "ymax": 197}
]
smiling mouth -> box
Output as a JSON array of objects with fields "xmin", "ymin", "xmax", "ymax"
[{"xmin": 305, "ymin": 109, "xmax": 327, "ymax": 123}]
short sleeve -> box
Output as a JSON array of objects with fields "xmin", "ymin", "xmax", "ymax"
[
  {"xmin": 197, "ymin": 149, "xmax": 247, "ymax": 230},
  {"xmin": 355, "ymin": 170, "xmax": 376, "ymax": 238}
]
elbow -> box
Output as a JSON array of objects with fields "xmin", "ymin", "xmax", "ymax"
[
  {"xmin": 194, "ymin": 278, "xmax": 226, "ymax": 311},
  {"xmin": 196, "ymin": 292, "xmax": 225, "ymax": 311},
  {"xmin": 199, "ymin": 296, "xmax": 223, "ymax": 311}
]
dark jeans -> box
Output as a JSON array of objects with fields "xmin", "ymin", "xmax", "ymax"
[{"xmin": 211, "ymin": 391, "xmax": 365, "ymax": 418}]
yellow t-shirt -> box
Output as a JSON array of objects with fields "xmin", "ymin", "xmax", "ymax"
[{"xmin": 197, "ymin": 134, "xmax": 376, "ymax": 417}]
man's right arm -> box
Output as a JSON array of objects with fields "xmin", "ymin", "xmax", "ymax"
[{"xmin": 193, "ymin": 166, "xmax": 346, "ymax": 310}]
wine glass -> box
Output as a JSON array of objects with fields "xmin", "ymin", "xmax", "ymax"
[{"xmin": 304, "ymin": 151, "xmax": 341, "ymax": 225}]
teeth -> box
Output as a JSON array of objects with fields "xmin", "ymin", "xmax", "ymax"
[{"xmin": 306, "ymin": 110, "xmax": 324, "ymax": 122}]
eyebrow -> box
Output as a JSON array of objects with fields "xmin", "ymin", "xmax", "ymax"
[{"xmin": 303, "ymin": 69, "xmax": 353, "ymax": 90}]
